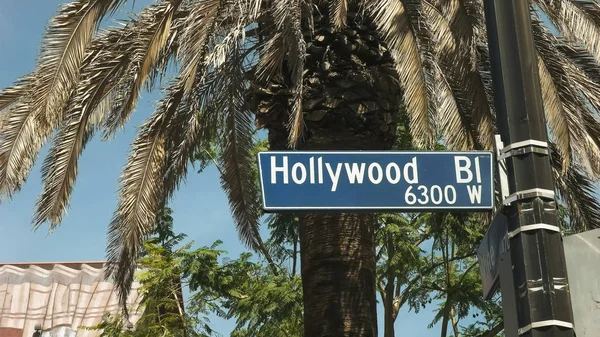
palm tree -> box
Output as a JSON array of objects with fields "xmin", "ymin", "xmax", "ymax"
[{"xmin": 2, "ymin": 0, "xmax": 600, "ymax": 335}]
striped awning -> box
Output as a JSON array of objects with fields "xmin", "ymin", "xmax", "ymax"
[{"xmin": 0, "ymin": 262, "xmax": 142, "ymax": 337}]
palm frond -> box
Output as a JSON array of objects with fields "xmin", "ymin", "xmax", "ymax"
[
  {"xmin": 181, "ymin": 16, "xmax": 264, "ymax": 250},
  {"xmin": 558, "ymin": 63, "xmax": 600, "ymax": 176},
  {"xmin": 287, "ymin": 0, "xmax": 306, "ymax": 148},
  {"xmin": 422, "ymin": 2, "xmax": 495, "ymax": 150},
  {"xmin": 33, "ymin": 32, "xmax": 131, "ymax": 229},
  {"xmin": 217, "ymin": 43, "xmax": 263, "ymax": 251},
  {"xmin": 255, "ymin": 34, "xmax": 285, "ymax": 84},
  {"xmin": 178, "ymin": 0, "xmax": 222, "ymax": 94},
  {"xmin": 0, "ymin": 73, "xmax": 35, "ymax": 113},
  {"xmin": 0, "ymin": 99, "xmax": 40, "ymax": 199},
  {"xmin": 556, "ymin": 41, "xmax": 600, "ymax": 136},
  {"xmin": 536, "ymin": 0, "xmax": 600, "ymax": 64},
  {"xmin": 330, "ymin": 0, "xmax": 348, "ymax": 30},
  {"xmin": 160, "ymin": 0, "xmax": 225, "ymax": 200},
  {"xmin": 459, "ymin": 0, "xmax": 487, "ymax": 38},
  {"xmin": 163, "ymin": 108, "xmax": 203, "ymax": 201},
  {"xmin": 557, "ymin": 40, "xmax": 600, "ymax": 83},
  {"xmin": 145, "ymin": 5, "xmax": 191, "ymax": 93},
  {"xmin": 537, "ymin": 55, "xmax": 570, "ymax": 172},
  {"xmin": 0, "ymin": 73, "xmax": 36, "ymax": 130},
  {"xmin": 164, "ymin": 73, "xmax": 223, "ymax": 201},
  {"xmin": 254, "ymin": 0, "xmax": 305, "ymax": 147},
  {"xmin": 532, "ymin": 16, "xmax": 574, "ymax": 165},
  {"xmin": 420, "ymin": 2, "xmax": 473, "ymax": 150},
  {"xmin": 303, "ymin": 0, "xmax": 316, "ymax": 34},
  {"xmin": 550, "ymin": 143, "xmax": 600, "ymax": 232},
  {"xmin": 438, "ymin": 0, "xmax": 477, "ymax": 67},
  {"xmin": 403, "ymin": 0, "xmax": 441, "ymax": 145},
  {"xmin": 432, "ymin": 62, "xmax": 475, "ymax": 150},
  {"xmin": 163, "ymin": 60, "xmax": 232, "ymax": 200},
  {"xmin": 249, "ymin": 0, "xmax": 264, "ymax": 18},
  {"xmin": 363, "ymin": 0, "xmax": 434, "ymax": 147},
  {"xmin": 164, "ymin": 4, "xmax": 259, "ymax": 200},
  {"xmin": 532, "ymin": 15, "xmax": 600, "ymax": 178},
  {"xmin": 571, "ymin": 0, "xmax": 600, "ymax": 25},
  {"xmin": 106, "ymin": 81, "xmax": 185, "ymax": 310},
  {"xmin": 33, "ymin": 0, "xmax": 122, "ymax": 128},
  {"xmin": 255, "ymin": 0, "xmax": 296, "ymax": 82},
  {"xmin": 0, "ymin": 0, "xmax": 125, "ymax": 200},
  {"xmin": 103, "ymin": 0, "xmax": 182, "ymax": 139}
]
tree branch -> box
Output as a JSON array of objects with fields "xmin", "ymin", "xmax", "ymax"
[
  {"xmin": 456, "ymin": 261, "xmax": 478, "ymax": 287},
  {"xmin": 258, "ymin": 242, "xmax": 279, "ymax": 276},
  {"xmin": 203, "ymin": 148, "xmax": 224, "ymax": 176},
  {"xmin": 414, "ymin": 224, "xmax": 431, "ymax": 247},
  {"xmin": 170, "ymin": 287, "xmax": 188, "ymax": 337},
  {"xmin": 450, "ymin": 305, "xmax": 460, "ymax": 337},
  {"xmin": 291, "ymin": 239, "xmax": 298, "ymax": 276},
  {"xmin": 441, "ymin": 235, "xmax": 451, "ymax": 337},
  {"xmin": 478, "ymin": 322, "xmax": 504, "ymax": 337},
  {"xmin": 378, "ymin": 280, "xmax": 387, "ymax": 303},
  {"xmin": 396, "ymin": 252, "xmax": 476, "ymax": 308}
]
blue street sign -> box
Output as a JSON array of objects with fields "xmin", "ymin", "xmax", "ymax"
[
  {"xmin": 478, "ymin": 211, "xmax": 509, "ymax": 299},
  {"xmin": 257, "ymin": 151, "xmax": 494, "ymax": 211}
]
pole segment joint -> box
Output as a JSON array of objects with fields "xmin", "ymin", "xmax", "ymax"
[
  {"xmin": 517, "ymin": 320, "xmax": 574, "ymax": 336},
  {"xmin": 508, "ymin": 224, "xmax": 561, "ymax": 239},
  {"xmin": 499, "ymin": 139, "xmax": 549, "ymax": 161},
  {"xmin": 503, "ymin": 188, "xmax": 554, "ymax": 205}
]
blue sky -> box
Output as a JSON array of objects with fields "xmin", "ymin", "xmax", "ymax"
[{"xmin": 0, "ymin": 1, "xmax": 453, "ymax": 336}]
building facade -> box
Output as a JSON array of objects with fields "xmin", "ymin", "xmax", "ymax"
[{"xmin": 0, "ymin": 262, "xmax": 142, "ymax": 337}]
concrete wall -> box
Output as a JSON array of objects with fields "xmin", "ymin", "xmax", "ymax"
[{"xmin": 563, "ymin": 228, "xmax": 600, "ymax": 337}]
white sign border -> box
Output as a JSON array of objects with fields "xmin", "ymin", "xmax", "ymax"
[{"xmin": 258, "ymin": 151, "xmax": 495, "ymax": 211}]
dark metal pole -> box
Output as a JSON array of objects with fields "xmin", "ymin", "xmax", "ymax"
[{"xmin": 482, "ymin": 1, "xmax": 575, "ymax": 337}]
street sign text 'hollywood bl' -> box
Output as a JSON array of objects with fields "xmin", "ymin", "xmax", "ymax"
[{"xmin": 258, "ymin": 151, "xmax": 494, "ymax": 211}]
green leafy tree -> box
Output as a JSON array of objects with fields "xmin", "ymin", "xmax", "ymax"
[
  {"xmin": 402, "ymin": 213, "xmax": 503, "ymax": 337},
  {"xmin": 3, "ymin": 1, "xmax": 600, "ymax": 335},
  {"xmin": 90, "ymin": 206, "xmax": 303, "ymax": 337},
  {"xmin": 459, "ymin": 293, "xmax": 504, "ymax": 337},
  {"xmin": 201, "ymin": 212, "xmax": 303, "ymax": 337},
  {"xmin": 84, "ymin": 314, "xmax": 136, "ymax": 337},
  {"xmin": 216, "ymin": 254, "xmax": 303, "ymax": 337},
  {"xmin": 86, "ymin": 206, "xmax": 209, "ymax": 337},
  {"xmin": 375, "ymin": 213, "xmax": 426, "ymax": 337}
]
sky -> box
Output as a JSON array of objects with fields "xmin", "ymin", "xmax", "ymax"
[{"xmin": 0, "ymin": 1, "xmax": 454, "ymax": 336}]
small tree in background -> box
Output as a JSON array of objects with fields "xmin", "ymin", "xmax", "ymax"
[{"xmin": 88, "ymin": 205, "xmax": 303, "ymax": 337}]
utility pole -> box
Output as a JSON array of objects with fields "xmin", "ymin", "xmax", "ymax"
[{"xmin": 482, "ymin": 1, "xmax": 575, "ymax": 336}]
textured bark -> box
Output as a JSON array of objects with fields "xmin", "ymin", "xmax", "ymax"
[
  {"xmin": 296, "ymin": 135, "xmax": 389, "ymax": 337},
  {"xmin": 300, "ymin": 212, "xmax": 378, "ymax": 337},
  {"xmin": 252, "ymin": 4, "xmax": 400, "ymax": 152}
]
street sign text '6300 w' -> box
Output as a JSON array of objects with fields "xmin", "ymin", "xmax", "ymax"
[{"xmin": 257, "ymin": 151, "xmax": 494, "ymax": 211}]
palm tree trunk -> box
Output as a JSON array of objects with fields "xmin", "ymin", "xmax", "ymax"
[
  {"xmin": 300, "ymin": 212, "xmax": 377, "ymax": 337},
  {"xmin": 254, "ymin": 5, "xmax": 401, "ymax": 336}
]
